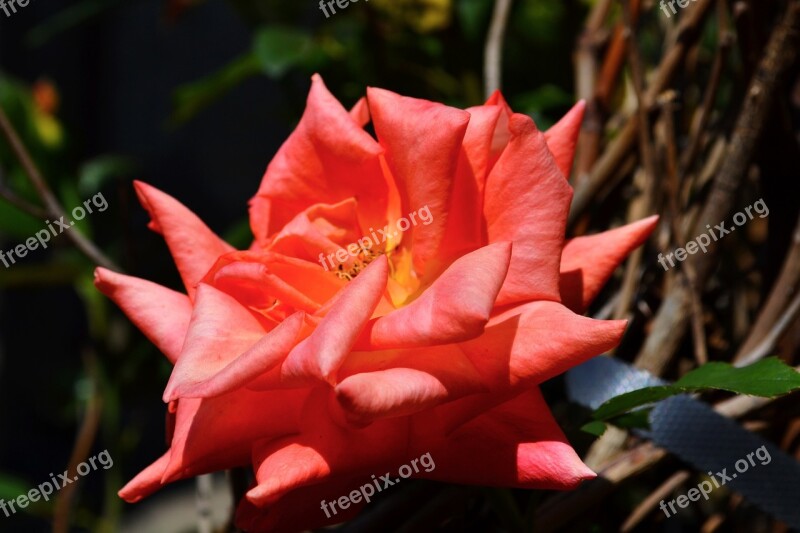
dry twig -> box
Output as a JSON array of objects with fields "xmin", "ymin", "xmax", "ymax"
[
  {"xmin": 484, "ymin": 0, "xmax": 514, "ymax": 98},
  {"xmin": 0, "ymin": 105, "xmax": 120, "ymax": 271}
]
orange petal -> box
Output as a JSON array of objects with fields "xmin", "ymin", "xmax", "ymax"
[
  {"xmin": 354, "ymin": 242, "xmax": 511, "ymax": 350},
  {"xmin": 367, "ymin": 87, "xmax": 471, "ymax": 276},
  {"xmin": 118, "ymin": 451, "xmax": 172, "ymax": 503},
  {"xmin": 211, "ymin": 261, "xmax": 320, "ymax": 315},
  {"xmin": 134, "ymin": 181, "xmax": 234, "ymax": 300},
  {"xmin": 236, "ymin": 474, "xmax": 366, "ymax": 532},
  {"xmin": 94, "ymin": 268, "xmax": 191, "ymax": 364},
  {"xmin": 560, "ymin": 216, "xmax": 658, "ymax": 313},
  {"xmin": 484, "ymin": 114, "xmax": 572, "ymax": 306},
  {"xmin": 544, "ymin": 101, "xmax": 586, "ymax": 179},
  {"xmin": 247, "ymin": 387, "xmax": 407, "ymax": 506},
  {"xmin": 335, "ymin": 344, "xmax": 487, "ymax": 424},
  {"xmin": 204, "ymin": 251, "xmax": 346, "ymax": 315},
  {"xmin": 482, "ymin": 92, "xmax": 513, "ymax": 165},
  {"xmin": 161, "ymin": 388, "xmax": 308, "ymax": 483},
  {"xmin": 484, "ymin": 90, "xmax": 513, "ymax": 113},
  {"xmin": 176, "ymin": 312, "xmax": 305, "ymax": 399},
  {"xmin": 246, "ymin": 441, "xmax": 331, "ymax": 507},
  {"xmin": 461, "ymin": 300, "xmax": 627, "ymax": 391},
  {"xmin": 266, "ymin": 199, "xmax": 363, "ymax": 266},
  {"xmin": 437, "ymin": 104, "xmax": 504, "ymax": 264},
  {"xmin": 423, "ymin": 389, "xmax": 595, "ymax": 489},
  {"xmin": 349, "ymin": 96, "xmax": 370, "ymax": 127},
  {"xmin": 163, "ymin": 283, "xmax": 266, "ymax": 402},
  {"xmin": 249, "ymin": 75, "xmax": 389, "ymax": 245},
  {"xmin": 281, "ymin": 257, "xmax": 389, "ymax": 385}
]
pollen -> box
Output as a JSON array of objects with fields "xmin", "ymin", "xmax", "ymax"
[{"xmin": 335, "ymin": 247, "xmax": 388, "ymax": 281}]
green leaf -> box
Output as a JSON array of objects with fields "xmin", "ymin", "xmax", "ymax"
[
  {"xmin": 594, "ymin": 386, "xmax": 676, "ymax": 421},
  {"xmin": 172, "ymin": 54, "xmax": 261, "ymax": 124},
  {"xmin": 610, "ymin": 410, "xmax": 651, "ymax": 430},
  {"xmin": 0, "ymin": 474, "xmax": 29, "ymax": 500},
  {"xmin": 78, "ymin": 156, "xmax": 136, "ymax": 197},
  {"xmin": 26, "ymin": 0, "xmax": 125, "ymax": 48},
  {"xmin": 580, "ymin": 421, "xmax": 607, "ymax": 437},
  {"xmin": 0, "ymin": 260, "xmax": 84, "ymax": 287},
  {"xmin": 0, "ymin": 199, "xmax": 44, "ymax": 239},
  {"xmin": 594, "ymin": 358, "xmax": 800, "ymax": 421},
  {"xmin": 457, "ymin": 0, "xmax": 493, "ymax": 41},
  {"xmin": 252, "ymin": 26, "xmax": 316, "ymax": 78},
  {"xmin": 223, "ymin": 217, "xmax": 255, "ymax": 250},
  {"xmin": 673, "ymin": 358, "xmax": 800, "ymax": 395},
  {"xmin": 511, "ymin": 84, "xmax": 574, "ymax": 129}
]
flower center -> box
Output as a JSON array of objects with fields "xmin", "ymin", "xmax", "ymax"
[{"xmin": 335, "ymin": 247, "xmax": 388, "ymax": 281}]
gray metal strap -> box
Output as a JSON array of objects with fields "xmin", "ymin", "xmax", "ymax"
[{"xmin": 566, "ymin": 357, "xmax": 800, "ymax": 528}]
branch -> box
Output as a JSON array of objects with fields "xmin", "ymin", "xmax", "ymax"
[
  {"xmin": 53, "ymin": 351, "xmax": 103, "ymax": 533},
  {"xmin": 0, "ymin": 104, "xmax": 121, "ymax": 271},
  {"xmin": 634, "ymin": 0, "xmax": 800, "ymax": 374},
  {"xmin": 569, "ymin": 0, "xmax": 716, "ymax": 226},
  {"xmin": 0, "ymin": 163, "xmax": 48, "ymax": 219},
  {"xmin": 734, "ymin": 210, "xmax": 800, "ymax": 363},
  {"xmin": 484, "ymin": 0, "xmax": 513, "ymax": 99}
]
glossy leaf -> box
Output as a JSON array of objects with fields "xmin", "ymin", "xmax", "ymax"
[{"xmin": 594, "ymin": 358, "xmax": 800, "ymax": 421}]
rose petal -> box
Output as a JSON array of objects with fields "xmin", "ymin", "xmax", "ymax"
[
  {"xmin": 461, "ymin": 300, "xmax": 626, "ymax": 391},
  {"xmin": 484, "ymin": 90, "xmax": 513, "ymax": 114},
  {"xmin": 349, "ymin": 96, "xmax": 370, "ymax": 128},
  {"xmin": 204, "ymin": 251, "xmax": 346, "ymax": 315},
  {"xmin": 353, "ymin": 242, "xmax": 512, "ymax": 350},
  {"xmin": 266, "ymin": 199, "xmax": 363, "ymax": 267},
  {"xmin": 544, "ymin": 100, "xmax": 586, "ymax": 179},
  {"xmin": 484, "ymin": 114, "xmax": 573, "ymax": 306},
  {"xmin": 163, "ymin": 283, "xmax": 266, "ymax": 402},
  {"xmin": 134, "ymin": 181, "xmax": 234, "ymax": 300},
  {"xmin": 161, "ymin": 388, "xmax": 308, "ymax": 483},
  {"xmin": 118, "ymin": 451, "xmax": 171, "ymax": 503},
  {"xmin": 247, "ymin": 387, "xmax": 407, "ymax": 506},
  {"xmin": 423, "ymin": 389, "xmax": 595, "ymax": 489},
  {"xmin": 236, "ymin": 474, "xmax": 366, "ymax": 532},
  {"xmin": 367, "ymin": 87, "xmax": 471, "ymax": 276},
  {"xmin": 94, "ymin": 268, "xmax": 191, "ymax": 364},
  {"xmin": 335, "ymin": 345, "xmax": 487, "ymax": 424},
  {"xmin": 482, "ymin": 91, "xmax": 513, "ymax": 162},
  {"xmin": 437, "ymin": 105, "xmax": 504, "ymax": 264},
  {"xmin": 560, "ymin": 215, "xmax": 658, "ymax": 313},
  {"xmin": 176, "ymin": 312, "xmax": 306, "ymax": 399},
  {"xmin": 281, "ymin": 256, "xmax": 389, "ymax": 385},
  {"xmin": 250, "ymin": 75, "xmax": 390, "ymax": 245}
]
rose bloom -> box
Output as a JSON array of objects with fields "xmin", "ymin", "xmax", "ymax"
[{"xmin": 96, "ymin": 75, "xmax": 656, "ymax": 532}]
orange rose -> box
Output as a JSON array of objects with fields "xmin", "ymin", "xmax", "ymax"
[{"xmin": 96, "ymin": 75, "xmax": 656, "ymax": 532}]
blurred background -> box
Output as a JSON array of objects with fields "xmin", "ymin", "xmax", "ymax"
[{"xmin": 0, "ymin": 0, "xmax": 799, "ymax": 531}]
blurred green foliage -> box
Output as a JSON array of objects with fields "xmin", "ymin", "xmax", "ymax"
[{"xmin": 167, "ymin": 0, "xmax": 587, "ymax": 124}]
